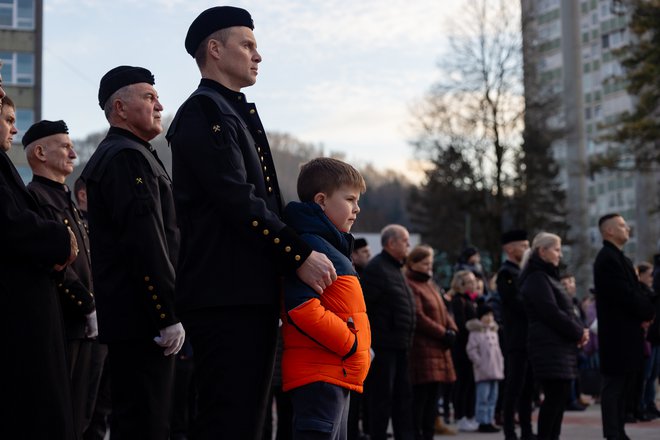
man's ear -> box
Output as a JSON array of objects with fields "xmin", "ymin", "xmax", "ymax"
[
  {"xmin": 313, "ymin": 192, "xmax": 327, "ymax": 210},
  {"xmin": 34, "ymin": 143, "xmax": 47, "ymax": 162}
]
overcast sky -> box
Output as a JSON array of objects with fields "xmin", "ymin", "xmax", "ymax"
[{"xmin": 43, "ymin": 0, "xmax": 463, "ymax": 178}]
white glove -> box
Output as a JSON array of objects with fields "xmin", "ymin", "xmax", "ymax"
[
  {"xmin": 85, "ymin": 310, "xmax": 98, "ymax": 338},
  {"xmin": 153, "ymin": 322, "xmax": 185, "ymax": 356}
]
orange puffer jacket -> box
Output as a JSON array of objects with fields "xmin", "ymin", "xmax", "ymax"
[{"xmin": 281, "ymin": 202, "xmax": 371, "ymax": 393}]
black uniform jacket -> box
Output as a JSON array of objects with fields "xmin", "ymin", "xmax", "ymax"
[
  {"xmin": 594, "ymin": 240, "xmax": 654, "ymax": 375},
  {"xmin": 81, "ymin": 127, "xmax": 179, "ymax": 343},
  {"xmin": 362, "ymin": 251, "xmax": 416, "ymax": 350},
  {"xmin": 497, "ymin": 259, "xmax": 528, "ymax": 354},
  {"xmin": 28, "ymin": 175, "xmax": 95, "ymax": 340},
  {"xmin": 0, "ymin": 150, "xmax": 76, "ymax": 439},
  {"xmin": 167, "ymin": 79, "xmax": 311, "ymax": 313}
]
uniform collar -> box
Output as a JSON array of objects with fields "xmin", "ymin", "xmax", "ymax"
[
  {"xmin": 108, "ymin": 126, "xmax": 154, "ymax": 151},
  {"xmin": 32, "ymin": 174, "xmax": 68, "ymax": 192},
  {"xmin": 200, "ymin": 78, "xmax": 247, "ymax": 105}
]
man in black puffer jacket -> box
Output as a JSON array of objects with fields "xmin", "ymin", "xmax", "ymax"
[{"xmin": 362, "ymin": 224, "xmax": 416, "ymax": 440}]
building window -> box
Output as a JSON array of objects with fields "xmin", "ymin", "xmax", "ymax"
[
  {"xmin": 15, "ymin": 107, "xmax": 34, "ymax": 143},
  {"xmin": 0, "ymin": 51, "xmax": 34, "ymax": 85},
  {"xmin": 0, "ymin": 0, "xmax": 35, "ymax": 29}
]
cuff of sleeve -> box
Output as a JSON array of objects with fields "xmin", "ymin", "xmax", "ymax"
[{"xmin": 273, "ymin": 226, "xmax": 313, "ymax": 271}]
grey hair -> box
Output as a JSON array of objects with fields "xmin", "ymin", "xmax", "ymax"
[{"xmin": 381, "ymin": 224, "xmax": 406, "ymax": 247}]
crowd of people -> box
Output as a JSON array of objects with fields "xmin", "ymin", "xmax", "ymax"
[{"xmin": 1, "ymin": 5, "xmax": 659, "ymax": 440}]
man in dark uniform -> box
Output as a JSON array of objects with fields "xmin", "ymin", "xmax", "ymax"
[
  {"xmin": 594, "ymin": 213, "xmax": 654, "ymax": 440},
  {"xmin": 0, "ymin": 84, "xmax": 78, "ymax": 437},
  {"xmin": 24, "ymin": 120, "xmax": 102, "ymax": 438},
  {"xmin": 497, "ymin": 229, "xmax": 534, "ymax": 440},
  {"xmin": 81, "ymin": 66, "xmax": 185, "ymax": 440},
  {"xmin": 167, "ymin": 6, "xmax": 336, "ymax": 439}
]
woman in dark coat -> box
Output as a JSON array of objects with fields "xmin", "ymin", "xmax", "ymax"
[
  {"xmin": 519, "ymin": 232, "xmax": 588, "ymax": 440},
  {"xmin": 406, "ymin": 245, "xmax": 458, "ymax": 439}
]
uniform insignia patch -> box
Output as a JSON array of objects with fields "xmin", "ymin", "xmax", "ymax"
[
  {"xmin": 213, "ymin": 124, "xmax": 221, "ymax": 133},
  {"xmin": 136, "ymin": 177, "xmax": 143, "ymax": 184}
]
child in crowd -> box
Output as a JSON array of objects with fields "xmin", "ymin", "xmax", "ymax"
[
  {"xmin": 466, "ymin": 304, "xmax": 505, "ymax": 433},
  {"xmin": 281, "ymin": 157, "xmax": 371, "ymax": 439}
]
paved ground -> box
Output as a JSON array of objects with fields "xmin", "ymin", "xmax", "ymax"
[{"xmin": 437, "ymin": 404, "xmax": 660, "ymax": 439}]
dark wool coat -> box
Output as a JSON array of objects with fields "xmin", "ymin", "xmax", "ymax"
[
  {"xmin": 593, "ymin": 240, "xmax": 654, "ymax": 375},
  {"xmin": 498, "ymin": 259, "xmax": 528, "ymax": 354},
  {"xmin": 520, "ymin": 253, "xmax": 584, "ymax": 380},
  {"xmin": 0, "ymin": 150, "xmax": 75, "ymax": 439},
  {"xmin": 167, "ymin": 79, "xmax": 312, "ymax": 312},
  {"xmin": 362, "ymin": 251, "xmax": 416, "ymax": 349},
  {"xmin": 82, "ymin": 127, "xmax": 180, "ymax": 342},
  {"xmin": 406, "ymin": 270, "xmax": 457, "ymax": 384},
  {"xmin": 28, "ymin": 175, "xmax": 95, "ymax": 340}
]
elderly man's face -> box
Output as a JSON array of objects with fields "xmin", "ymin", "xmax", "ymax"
[
  {"xmin": 0, "ymin": 103, "xmax": 17, "ymax": 152},
  {"xmin": 120, "ymin": 83, "xmax": 163, "ymax": 141},
  {"xmin": 40, "ymin": 133, "xmax": 77, "ymax": 178},
  {"xmin": 386, "ymin": 229, "xmax": 410, "ymax": 261}
]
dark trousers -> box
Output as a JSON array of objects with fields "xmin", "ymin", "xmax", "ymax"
[
  {"xmin": 412, "ymin": 382, "xmax": 441, "ymax": 440},
  {"xmin": 290, "ymin": 382, "xmax": 350, "ymax": 440},
  {"xmin": 537, "ymin": 379, "xmax": 571, "ymax": 440},
  {"xmin": 366, "ymin": 347, "xmax": 414, "ymax": 440},
  {"xmin": 601, "ymin": 372, "xmax": 637, "ymax": 439},
  {"xmin": 68, "ymin": 338, "xmax": 95, "ymax": 437},
  {"xmin": 502, "ymin": 351, "xmax": 534, "ymax": 438},
  {"xmin": 185, "ymin": 305, "xmax": 278, "ymax": 440},
  {"xmin": 84, "ymin": 343, "xmax": 111, "ymax": 440},
  {"xmin": 453, "ymin": 356, "xmax": 475, "ymax": 420},
  {"xmin": 347, "ymin": 390, "xmax": 366, "ymax": 440},
  {"xmin": 107, "ymin": 340, "xmax": 175, "ymax": 440}
]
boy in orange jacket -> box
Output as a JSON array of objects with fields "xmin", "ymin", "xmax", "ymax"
[{"xmin": 281, "ymin": 157, "xmax": 371, "ymax": 439}]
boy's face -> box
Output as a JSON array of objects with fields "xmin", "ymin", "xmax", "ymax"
[{"xmin": 315, "ymin": 185, "xmax": 361, "ymax": 233}]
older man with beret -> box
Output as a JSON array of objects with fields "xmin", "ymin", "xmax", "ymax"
[
  {"xmin": 0, "ymin": 75, "xmax": 78, "ymax": 438},
  {"xmin": 23, "ymin": 120, "xmax": 102, "ymax": 437},
  {"xmin": 81, "ymin": 66, "xmax": 184, "ymax": 439},
  {"xmin": 167, "ymin": 6, "xmax": 336, "ymax": 439}
]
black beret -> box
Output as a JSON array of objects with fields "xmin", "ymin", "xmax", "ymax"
[
  {"xmin": 22, "ymin": 120, "xmax": 69, "ymax": 148},
  {"xmin": 185, "ymin": 6, "xmax": 254, "ymax": 57},
  {"xmin": 501, "ymin": 229, "xmax": 528, "ymax": 245},
  {"xmin": 354, "ymin": 238, "xmax": 368, "ymax": 250},
  {"xmin": 98, "ymin": 66, "xmax": 155, "ymax": 109}
]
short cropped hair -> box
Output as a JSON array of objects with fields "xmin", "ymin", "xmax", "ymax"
[
  {"xmin": 297, "ymin": 157, "xmax": 366, "ymax": 202},
  {"xmin": 598, "ymin": 213, "xmax": 621, "ymax": 228},
  {"xmin": 195, "ymin": 28, "xmax": 232, "ymax": 68},
  {"xmin": 1, "ymin": 95, "xmax": 15, "ymax": 113}
]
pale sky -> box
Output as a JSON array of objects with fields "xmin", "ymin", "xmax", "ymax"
[{"xmin": 43, "ymin": 0, "xmax": 463, "ymax": 179}]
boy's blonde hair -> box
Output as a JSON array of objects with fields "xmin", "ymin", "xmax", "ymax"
[{"xmin": 297, "ymin": 157, "xmax": 366, "ymax": 202}]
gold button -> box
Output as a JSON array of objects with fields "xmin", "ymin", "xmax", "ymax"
[
  {"xmin": 268, "ymin": 187, "xmax": 273, "ymax": 193},
  {"xmin": 252, "ymin": 220, "xmax": 259, "ymax": 227},
  {"xmin": 89, "ymin": 292, "xmax": 94, "ymax": 297},
  {"xmin": 58, "ymin": 283, "xmax": 63, "ymax": 287},
  {"xmin": 285, "ymin": 246, "xmax": 291, "ymax": 252},
  {"xmin": 148, "ymin": 285, "xmax": 154, "ymax": 291},
  {"xmin": 250, "ymin": 109, "xmax": 256, "ymax": 114},
  {"xmin": 160, "ymin": 313, "xmax": 166, "ymax": 319},
  {"xmin": 70, "ymin": 295, "xmax": 75, "ymax": 299},
  {"xmin": 77, "ymin": 301, "xmax": 82, "ymax": 306},
  {"xmin": 263, "ymin": 166, "xmax": 267, "ymax": 172},
  {"xmin": 152, "ymin": 294, "xmax": 158, "ymax": 300},
  {"xmin": 263, "ymin": 229, "xmax": 269, "ymax": 235},
  {"xmin": 144, "ymin": 276, "xmax": 150, "ymax": 282},
  {"xmin": 266, "ymin": 176, "xmax": 270, "ymax": 182},
  {"xmin": 274, "ymin": 238, "xmax": 280, "ymax": 244},
  {"xmin": 65, "ymin": 289, "xmax": 70, "ymax": 294},
  {"xmin": 257, "ymin": 146, "xmax": 261, "ymax": 153},
  {"xmin": 295, "ymin": 255, "xmax": 301, "ymax": 261},
  {"xmin": 260, "ymin": 156, "xmax": 264, "ymax": 162},
  {"xmin": 156, "ymin": 304, "xmax": 162, "ymax": 310},
  {"xmin": 64, "ymin": 219, "xmax": 69, "ymax": 225}
]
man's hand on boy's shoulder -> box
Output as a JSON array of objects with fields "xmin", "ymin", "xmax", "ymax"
[{"xmin": 296, "ymin": 251, "xmax": 337, "ymax": 295}]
